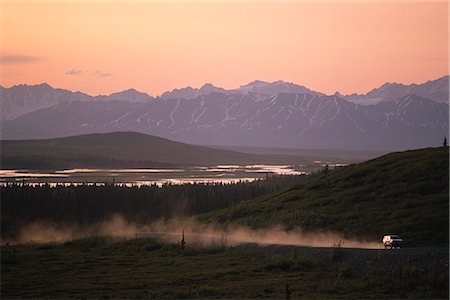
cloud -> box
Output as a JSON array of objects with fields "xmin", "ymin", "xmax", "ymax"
[
  {"xmin": 94, "ymin": 70, "xmax": 112, "ymax": 77},
  {"xmin": 63, "ymin": 69, "xmax": 112, "ymax": 77},
  {"xmin": 65, "ymin": 68, "xmax": 82, "ymax": 75},
  {"xmin": 0, "ymin": 54, "xmax": 40, "ymax": 65}
]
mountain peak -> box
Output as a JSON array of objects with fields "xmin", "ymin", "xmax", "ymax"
[
  {"xmin": 200, "ymin": 83, "xmax": 215, "ymax": 89},
  {"xmin": 362, "ymin": 75, "xmax": 450, "ymax": 104},
  {"xmin": 161, "ymin": 86, "xmax": 199, "ymax": 100},
  {"xmin": 199, "ymin": 83, "xmax": 225, "ymax": 93},
  {"xmin": 238, "ymin": 80, "xmax": 321, "ymax": 97},
  {"xmin": 161, "ymin": 83, "xmax": 228, "ymax": 100},
  {"xmin": 11, "ymin": 82, "xmax": 52, "ymax": 90},
  {"xmin": 123, "ymin": 88, "xmax": 139, "ymax": 93},
  {"xmin": 107, "ymin": 88, "xmax": 152, "ymax": 103},
  {"xmin": 273, "ymin": 80, "xmax": 294, "ymax": 86},
  {"xmin": 111, "ymin": 88, "xmax": 144, "ymax": 96},
  {"xmin": 240, "ymin": 80, "xmax": 270, "ymax": 89},
  {"xmin": 36, "ymin": 83, "xmax": 52, "ymax": 89}
]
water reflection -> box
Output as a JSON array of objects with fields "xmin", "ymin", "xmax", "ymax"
[
  {"xmin": 244, "ymin": 165, "xmax": 306, "ymax": 175},
  {"xmin": 55, "ymin": 168, "xmax": 184, "ymax": 174},
  {"xmin": 0, "ymin": 164, "xmax": 307, "ymax": 187},
  {"xmin": 0, "ymin": 170, "xmax": 69, "ymax": 178}
]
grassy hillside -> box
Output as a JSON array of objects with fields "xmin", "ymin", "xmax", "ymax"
[
  {"xmin": 0, "ymin": 131, "xmax": 310, "ymax": 169},
  {"xmin": 200, "ymin": 147, "xmax": 449, "ymax": 246}
]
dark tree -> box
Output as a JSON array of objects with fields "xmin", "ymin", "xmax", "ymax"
[
  {"xmin": 443, "ymin": 137, "xmax": 447, "ymax": 147},
  {"xmin": 1, "ymin": 174, "xmax": 309, "ymax": 241}
]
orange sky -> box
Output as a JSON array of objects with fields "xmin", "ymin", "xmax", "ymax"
[{"xmin": 0, "ymin": 1, "xmax": 448, "ymax": 96}]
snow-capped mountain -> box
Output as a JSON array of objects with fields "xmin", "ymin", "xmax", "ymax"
[
  {"xmin": 160, "ymin": 80, "xmax": 323, "ymax": 100},
  {"xmin": 0, "ymin": 84, "xmax": 154, "ymax": 120},
  {"xmin": 237, "ymin": 80, "xmax": 323, "ymax": 96},
  {"xmin": 1, "ymin": 91, "xmax": 447, "ymax": 150},
  {"xmin": 1, "ymin": 76, "xmax": 448, "ymax": 150},
  {"xmin": 97, "ymin": 88, "xmax": 154, "ymax": 103},
  {"xmin": 160, "ymin": 83, "xmax": 229, "ymax": 100},
  {"xmin": 0, "ymin": 83, "xmax": 91, "ymax": 120},
  {"xmin": 344, "ymin": 75, "xmax": 449, "ymax": 105}
]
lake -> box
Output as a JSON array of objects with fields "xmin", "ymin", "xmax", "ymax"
[{"xmin": 0, "ymin": 164, "xmax": 309, "ymax": 187}]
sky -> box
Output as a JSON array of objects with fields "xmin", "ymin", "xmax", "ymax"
[{"xmin": 0, "ymin": 1, "xmax": 448, "ymax": 96}]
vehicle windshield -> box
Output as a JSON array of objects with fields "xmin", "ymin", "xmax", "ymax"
[{"xmin": 391, "ymin": 235, "xmax": 400, "ymax": 239}]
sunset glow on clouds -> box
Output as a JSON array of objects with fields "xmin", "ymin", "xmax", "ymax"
[{"xmin": 0, "ymin": 1, "xmax": 448, "ymax": 96}]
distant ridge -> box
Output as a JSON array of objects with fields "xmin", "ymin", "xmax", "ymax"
[{"xmin": 0, "ymin": 131, "xmax": 309, "ymax": 169}]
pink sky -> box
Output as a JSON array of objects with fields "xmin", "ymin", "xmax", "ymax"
[{"xmin": 0, "ymin": 1, "xmax": 448, "ymax": 96}]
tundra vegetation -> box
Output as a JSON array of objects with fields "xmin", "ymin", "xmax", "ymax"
[
  {"xmin": 1, "ymin": 238, "xmax": 448, "ymax": 299},
  {"xmin": 1, "ymin": 146, "xmax": 448, "ymax": 299}
]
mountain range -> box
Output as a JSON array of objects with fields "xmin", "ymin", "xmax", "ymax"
[{"xmin": 0, "ymin": 76, "xmax": 448, "ymax": 150}]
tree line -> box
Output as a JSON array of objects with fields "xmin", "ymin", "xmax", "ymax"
[{"xmin": 1, "ymin": 175, "xmax": 309, "ymax": 240}]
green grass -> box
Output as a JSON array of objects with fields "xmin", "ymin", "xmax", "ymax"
[
  {"xmin": 199, "ymin": 147, "xmax": 449, "ymax": 246},
  {"xmin": 1, "ymin": 238, "xmax": 448, "ymax": 299}
]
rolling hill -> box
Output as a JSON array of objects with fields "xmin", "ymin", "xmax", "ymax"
[
  {"xmin": 199, "ymin": 147, "xmax": 449, "ymax": 246},
  {"xmin": 0, "ymin": 131, "xmax": 312, "ymax": 169}
]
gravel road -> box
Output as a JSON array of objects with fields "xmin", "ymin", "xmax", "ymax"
[{"xmin": 234, "ymin": 244, "xmax": 449, "ymax": 275}]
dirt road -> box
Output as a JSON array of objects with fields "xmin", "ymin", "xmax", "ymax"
[{"xmin": 235, "ymin": 243, "xmax": 449, "ymax": 275}]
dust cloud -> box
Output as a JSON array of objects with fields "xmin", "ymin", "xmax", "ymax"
[
  {"xmin": 5, "ymin": 215, "xmax": 142, "ymax": 245},
  {"xmin": 144, "ymin": 218, "xmax": 381, "ymax": 249},
  {"xmin": 4, "ymin": 215, "xmax": 381, "ymax": 249}
]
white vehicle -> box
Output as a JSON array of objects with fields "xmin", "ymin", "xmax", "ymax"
[{"xmin": 382, "ymin": 234, "xmax": 403, "ymax": 249}]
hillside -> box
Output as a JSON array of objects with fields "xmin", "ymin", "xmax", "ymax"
[
  {"xmin": 0, "ymin": 131, "xmax": 310, "ymax": 169},
  {"xmin": 199, "ymin": 147, "xmax": 449, "ymax": 246}
]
